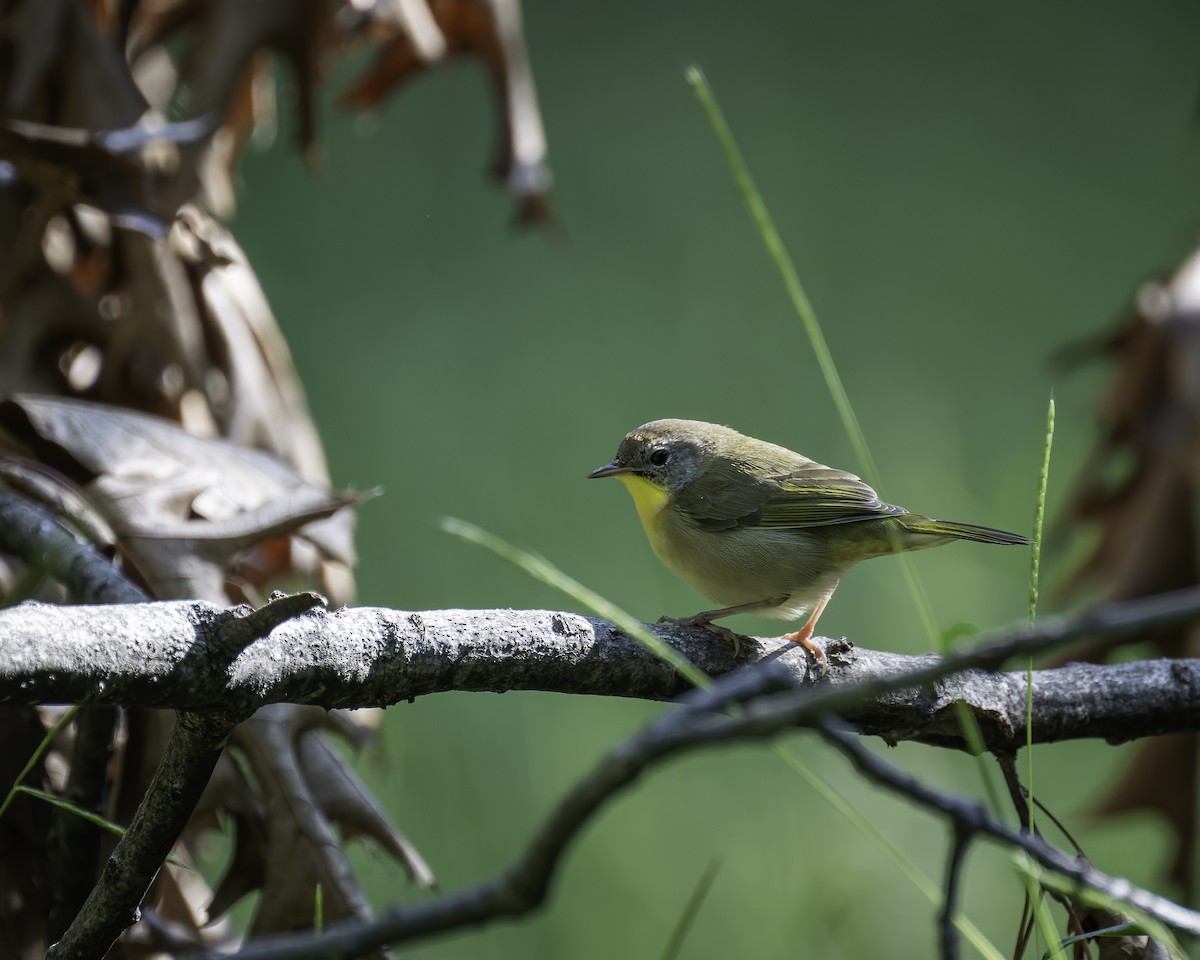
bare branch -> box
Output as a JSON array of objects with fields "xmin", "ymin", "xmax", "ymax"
[
  {"xmin": 0, "ymin": 490, "xmax": 147, "ymax": 603},
  {"xmin": 1, "ymin": 589, "xmax": 1196, "ymax": 956},
  {"xmin": 819, "ymin": 723, "xmax": 1198, "ymax": 940},
  {"xmin": 3, "ymin": 591, "xmax": 1200, "ymax": 749},
  {"xmin": 183, "ymin": 658, "xmax": 1200, "ymax": 960},
  {"xmin": 941, "ymin": 824, "xmax": 971, "ymax": 960},
  {"xmin": 49, "ymin": 709, "xmax": 240, "ymax": 960}
]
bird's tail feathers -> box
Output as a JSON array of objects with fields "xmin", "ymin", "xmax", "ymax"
[{"xmin": 901, "ymin": 516, "xmax": 1030, "ymax": 546}]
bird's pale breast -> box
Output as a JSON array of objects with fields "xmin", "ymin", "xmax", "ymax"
[{"xmin": 650, "ymin": 502, "xmax": 845, "ymax": 619}]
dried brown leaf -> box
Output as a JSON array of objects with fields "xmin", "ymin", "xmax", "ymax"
[
  {"xmin": 341, "ymin": 0, "xmax": 552, "ymax": 224},
  {"xmin": 4, "ymin": 0, "xmax": 145, "ymax": 127},
  {"xmin": 214, "ymin": 704, "xmax": 429, "ymax": 949},
  {"xmin": 1077, "ymin": 905, "xmax": 1172, "ymax": 960},
  {"xmin": 1, "ymin": 0, "xmax": 550, "ymax": 952},
  {"xmin": 299, "ymin": 729, "xmax": 436, "ymax": 889},
  {"xmin": 0, "ymin": 395, "xmax": 364, "ymax": 600},
  {"xmin": 1061, "ymin": 247, "xmax": 1200, "ymax": 898},
  {"xmin": 0, "ymin": 454, "xmax": 116, "ymax": 552}
]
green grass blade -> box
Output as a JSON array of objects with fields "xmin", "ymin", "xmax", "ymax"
[
  {"xmin": 440, "ymin": 517, "xmax": 711, "ymax": 690},
  {"xmin": 684, "ymin": 62, "xmax": 962, "ymax": 648},
  {"xmin": 1028, "ymin": 396, "xmax": 1055, "ymax": 627},
  {"xmin": 16, "ymin": 785, "xmax": 189, "ymax": 869},
  {"xmin": 1057, "ymin": 922, "xmax": 1145, "ymax": 948},
  {"xmin": 684, "ymin": 66, "xmax": 879, "ymax": 494},
  {"xmin": 1019, "ymin": 396, "xmax": 1056, "ymax": 954},
  {"xmin": 659, "ymin": 858, "xmax": 721, "ymax": 960},
  {"xmin": 1017, "ymin": 869, "xmax": 1067, "ymax": 960},
  {"xmin": 1026, "ymin": 396, "xmax": 1055, "ymax": 828},
  {"xmin": 18, "ymin": 784, "xmax": 126, "ymax": 837},
  {"xmin": 687, "ymin": 63, "xmax": 1002, "ymax": 809},
  {"xmin": 0, "ymin": 705, "xmax": 78, "ymax": 821},
  {"xmin": 3, "ymin": 711, "xmax": 192, "ymax": 870}
]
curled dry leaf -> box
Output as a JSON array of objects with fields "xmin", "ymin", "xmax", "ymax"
[
  {"xmin": 1, "ymin": 112, "xmax": 223, "ymax": 240},
  {"xmin": 169, "ymin": 205, "xmax": 335, "ymax": 493},
  {"xmin": 1060, "ymin": 247, "xmax": 1200, "ymax": 897},
  {"xmin": 0, "ymin": 395, "xmax": 361, "ymax": 603},
  {"xmin": 1, "ymin": 0, "xmax": 551, "ymax": 953},
  {"xmin": 125, "ymin": 0, "xmax": 552, "ymax": 222},
  {"xmin": 4, "ymin": 0, "xmax": 146, "ymax": 131},
  {"xmin": 299, "ymin": 727, "xmax": 437, "ymax": 890},
  {"xmin": 0, "ymin": 454, "xmax": 117, "ymax": 555},
  {"xmin": 341, "ymin": 0, "xmax": 553, "ymax": 225},
  {"xmin": 212, "ymin": 705, "xmax": 434, "ymax": 944},
  {"xmin": 1078, "ymin": 905, "xmax": 1173, "ymax": 960}
]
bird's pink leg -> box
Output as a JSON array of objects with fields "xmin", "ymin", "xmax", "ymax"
[{"xmin": 782, "ymin": 595, "xmax": 831, "ymax": 675}]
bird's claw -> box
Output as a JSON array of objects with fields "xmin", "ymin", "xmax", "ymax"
[{"xmin": 781, "ymin": 630, "xmax": 829, "ymax": 677}]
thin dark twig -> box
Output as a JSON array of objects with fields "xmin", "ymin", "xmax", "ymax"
[
  {"xmin": 0, "ymin": 490, "xmax": 147, "ymax": 603},
  {"xmin": 994, "ymin": 753, "xmax": 1093, "ymax": 960},
  {"xmin": 1031, "ymin": 796, "xmax": 1087, "ymax": 861},
  {"xmin": 47, "ymin": 705, "xmax": 118, "ymax": 940},
  {"xmin": 1014, "ymin": 893, "xmax": 1034, "ymax": 960},
  {"xmin": 995, "ymin": 751, "xmax": 1030, "ymax": 832},
  {"xmin": 6, "ymin": 586, "xmax": 1200, "ymax": 959},
  {"xmin": 998, "ymin": 754, "xmax": 1088, "ymax": 860},
  {"xmin": 186, "ymin": 666, "xmax": 1200, "ymax": 960},
  {"xmin": 941, "ymin": 824, "xmax": 972, "ymax": 960},
  {"xmin": 48, "ymin": 710, "xmax": 241, "ymax": 960},
  {"xmin": 815, "ymin": 723, "xmax": 1200, "ymax": 936}
]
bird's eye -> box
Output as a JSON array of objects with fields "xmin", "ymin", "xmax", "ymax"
[{"xmin": 648, "ymin": 448, "xmax": 670, "ymax": 467}]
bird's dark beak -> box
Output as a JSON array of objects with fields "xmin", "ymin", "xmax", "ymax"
[{"xmin": 587, "ymin": 461, "xmax": 626, "ymax": 479}]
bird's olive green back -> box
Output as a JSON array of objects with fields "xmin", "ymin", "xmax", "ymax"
[{"xmin": 676, "ymin": 452, "xmax": 906, "ymax": 531}]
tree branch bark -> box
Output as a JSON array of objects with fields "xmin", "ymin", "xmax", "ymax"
[
  {"xmin": 2, "ymin": 590, "xmax": 1200, "ymax": 750},
  {"xmin": 48, "ymin": 710, "xmax": 240, "ymax": 960}
]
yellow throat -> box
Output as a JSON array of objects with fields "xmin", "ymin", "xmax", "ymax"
[{"xmin": 616, "ymin": 473, "xmax": 671, "ymax": 535}]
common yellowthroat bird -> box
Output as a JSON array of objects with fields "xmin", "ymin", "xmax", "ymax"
[{"xmin": 588, "ymin": 419, "xmax": 1029, "ymax": 670}]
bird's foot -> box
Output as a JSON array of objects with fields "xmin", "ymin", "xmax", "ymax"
[
  {"xmin": 658, "ymin": 615, "xmax": 748, "ymax": 658},
  {"xmin": 781, "ymin": 622, "xmax": 829, "ymax": 677}
]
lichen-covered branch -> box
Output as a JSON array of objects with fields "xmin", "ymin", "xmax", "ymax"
[{"xmin": 2, "ymin": 590, "xmax": 1200, "ymax": 750}]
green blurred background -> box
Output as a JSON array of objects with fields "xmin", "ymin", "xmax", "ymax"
[{"xmin": 231, "ymin": 1, "xmax": 1200, "ymax": 956}]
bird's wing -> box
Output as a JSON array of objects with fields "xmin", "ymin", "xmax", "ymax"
[{"xmin": 677, "ymin": 458, "xmax": 906, "ymax": 531}]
